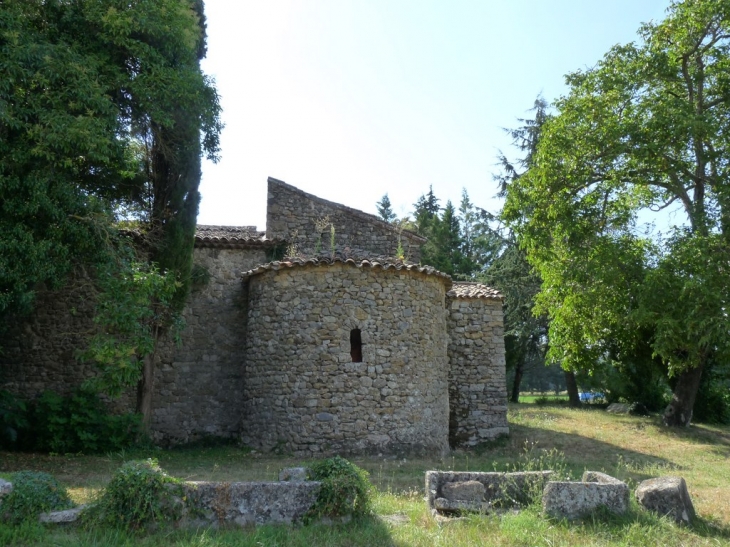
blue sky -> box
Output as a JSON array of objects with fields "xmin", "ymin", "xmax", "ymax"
[{"xmin": 198, "ymin": 0, "xmax": 671, "ymax": 230}]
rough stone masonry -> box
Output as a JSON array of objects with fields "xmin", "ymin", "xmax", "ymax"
[{"xmin": 0, "ymin": 177, "xmax": 509, "ymax": 453}]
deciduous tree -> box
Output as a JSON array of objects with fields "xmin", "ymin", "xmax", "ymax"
[{"xmin": 504, "ymin": 0, "xmax": 730, "ymax": 426}]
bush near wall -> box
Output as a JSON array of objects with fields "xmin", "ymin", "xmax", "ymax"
[{"xmin": 0, "ymin": 389, "xmax": 141, "ymax": 453}]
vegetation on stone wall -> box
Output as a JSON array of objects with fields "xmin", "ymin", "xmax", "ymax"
[
  {"xmin": 85, "ymin": 459, "xmax": 184, "ymax": 530},
  {"xmin": 0, "ymin": 0, "xmax": 222, "ymax": 430},
  {"xmin": 0, "ymin": 389, "xmax": 141, "ymax": 453},
  {"xmin": 0, "ymin": 471, "xmax": 72, "ymax": 524},
  {"xmin": 305, "ymin": 456, "xmax": 373, "ymax": 521}
]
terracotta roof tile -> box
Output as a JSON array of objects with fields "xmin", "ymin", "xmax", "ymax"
[
  {"xmin": 241, "ymin": 257, "xmax": 452, "ymax": 283},
  {"xmin": 448, "ymin": 282, "xmax": 503, "ymax": 300},
  {"xmin": 195, "ymin": 225, "xmax": 283, "ymax": 248}
]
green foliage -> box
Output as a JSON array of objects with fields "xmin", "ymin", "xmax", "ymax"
[
  {"xmin": 693, "ymin": 366, "xmax": 730, "ymax": 425},
  {"xmin": 500, "ymin": 443, "xmax": 572, "ymax": 506},
  {"xmin": 306, "ymin": 456, "xmax": 373, "ymax": 521},
  {"xmin": 1, "ymin": 0, "xmax": 221, "ymax": 426},
  {"xmin": 29, "ymin": 390, "xmax": 141, "ymax": 454},
  {"xmin": 81, "ymin": 247, "xmax": 181, "ymax": 399},
  {"xmin": 86, "ymin": 459, "xmax": 183, "ymax": 530},
  {"xmin": 576, "ymin": 341, "xmax": 670, "ymax": 412},
  {"xmin": 1, "ymin": 471, "xmax": 72, "ymax": 524},
  {"xmin": 190, "ymin": 263, "xmax": 212, "ymax": 292},
  {"xmin": 0, "ymin": 390, "xmax": 28, "ymax": 449},
  {"xmin": 376, "ymin": 194, "xmax": 397, "ymax": 223},
  {"xmin": 503, "ymin": 0, "xmax": 730, "ymax": 424},
  {"xmin": 485, "ymin": 98, "xmax": 550, "ymax": 402}
]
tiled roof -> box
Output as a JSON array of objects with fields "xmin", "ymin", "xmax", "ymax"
[
  {"xmin": 448, "ymin": 282, "xmax": 503, "ymax": 300},
  {"xmin": 241, "ymin": 257, "xmax": 452, "ymax": 283},
  {"xmin": 195, "ymin": 225, "xmax": 283, "ymax": 248}
]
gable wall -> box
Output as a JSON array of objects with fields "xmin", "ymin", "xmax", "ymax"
[{"xmin": 266, "ymin": 178, "xmax": 424, "ymax": 262}]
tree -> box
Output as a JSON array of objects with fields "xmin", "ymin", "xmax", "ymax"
[
  {"xmin": 421, "ymin": 201, "xmax": 464, "ymax": 276},
  {"xmin": 0, "ymin": 0, "xmax": 131, "ymax": 321},
  {"xmin": 504, "ymin": 0, "xmax": 730, "ymax": 426},
  {"xmin": 483, "ymin": 98, "xmax": 559, "ymax": 404},
  {"xmin": 376, "ymin": 194, "xmax": 397, "ymax": 223},
  {"xmin": 0, "ymin": 0, "xmax": 222, "ymax": 429},
  {"xmin": 456, "ymin": 189, "xmax": 503, "ymax": 278}
]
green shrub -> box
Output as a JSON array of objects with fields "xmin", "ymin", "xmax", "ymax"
[
  {"xmin": 0, "ymin": 391, "xmax": 29, "ymax": 449},
  {"xmin": 500, "ymin": 442, "xmax": 573, "ymax": 506},
  {"xmin": 86, "ymin": 459, "xmax": 183, "ymax": 530},
  {"xmin": 30, "ymin": 389, "xmax": 142, "ymax": 454},
  {"xmin": 1, "ymin": 471, "xmax": 72, "ymax": 524},
  {"xmin": 305, "ymin": 456, "xmax": 373, "ymax": 521}
]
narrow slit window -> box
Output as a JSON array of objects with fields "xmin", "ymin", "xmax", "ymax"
[{"xmin": 350, "ymin": 328, "xmax": 362, "ymax": 362}]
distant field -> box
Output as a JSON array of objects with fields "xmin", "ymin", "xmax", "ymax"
[
  {"xmin": 1, "ymin": 404, "xmax": 729, "ymax": 546},
  {"xmin": 517, "ymin": 392, "xmax": 569, "ymax": 404}
]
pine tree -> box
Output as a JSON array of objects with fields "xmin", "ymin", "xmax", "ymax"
[{"xmin": 376, "ymin": 194, "xmax": 396, "ymax": 223}]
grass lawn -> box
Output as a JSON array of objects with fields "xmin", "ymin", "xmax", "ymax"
[
  {"xmin": 1, "ymin": 404, "xmax": 729, "ymax": 546},
  {"xmin": 515, "ymin": 392, "xmax": 570, "ymax": 404}
]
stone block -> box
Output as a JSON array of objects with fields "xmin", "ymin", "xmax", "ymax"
[
  {"xmin": 426, "ymin": 470, "xmax": 552, "ymax": 514},
  {"xmin": 0, "ymin": 478, "xmax": 12, "ymax": 498},
  {"xmin": 177, "ymin": 481, "xmax": 321, "ymax": 527},
  {"xmin": 542, "ymin": 473, "xmax": 629, "ymax": 520},
  {"xmin": 442, "ymin": 480, "xmax": 485, "ymax": 502},
  {"xmin": 279, "ymin": 467, "xmax": 309, "ymax": 482},
  {"xmin": 39, "ymin": 505, "xmax": 87, "ymax": 524},
  {"xmin": 635, "ymin": 476, "xmax": 695, "ymax": 525},
  {"xmin": 606, "ymin": 403, "xmax": 631, "ymax": 414}
]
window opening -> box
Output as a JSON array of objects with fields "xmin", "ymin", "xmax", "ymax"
[{"xmin": 350, "ymin": 328, "xmax": 362, "ymax": 362}]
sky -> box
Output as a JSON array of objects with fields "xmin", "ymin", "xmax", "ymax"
[{"xmin": 198, "ymin": 0, "xmax": 671, "ymax": 231}]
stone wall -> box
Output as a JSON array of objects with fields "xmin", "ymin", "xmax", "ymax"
[
  {"xmin": 0, "ymin": 269, "xmax": 125, "ymax": 403},
  {"xmin": 0, "ymin": 244, "xmax": 269, "ymax": 445},
  {"xmin": 447, "ymin": 284, "xmax": 509, "ymax": 447},
  {"xmin": 241, "ymin": 259, "xmax": 451, "ymax": 456},
  {"xmin": 266, "ymin": 177, "xmax": 425, "ymax": 263},
  {"xmin": 151, "ymin": 245, "xmax": 269, "ymax": 444}
]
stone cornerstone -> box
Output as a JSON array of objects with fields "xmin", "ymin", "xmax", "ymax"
[{"xmin": 1, "ymin": 177, "xmax": 509, "ymax": 453}]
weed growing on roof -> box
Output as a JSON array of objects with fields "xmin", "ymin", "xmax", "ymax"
[{"xmin": 1, "ymin": 471, "xmax": 73, "ymax": 523}]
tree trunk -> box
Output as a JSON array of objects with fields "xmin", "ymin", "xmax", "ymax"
[
  {"xmin": 565, "ymin": 370, "xmax": 581, "ymax": 408},
  {"xmin": 136, "ymin": 352, "xmax": 156, "ymax": 432},
  {"xmin": 663, "ymin": 363, "xmax": 704, "ymax": 427},
  {"xmin": 510, "ymin": 362, "xmax": 524, "ymax": 403}
]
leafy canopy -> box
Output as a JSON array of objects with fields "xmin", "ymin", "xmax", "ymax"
[{"xmin": 504, "ymin": 0, "xmax": 730, "ymax": 381}]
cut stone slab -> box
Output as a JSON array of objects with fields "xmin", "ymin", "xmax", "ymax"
[
  {"xmin": 635, "ymin": 476, "xmax": 695, "ymax": 525},
  {"xmin": 441, "ymin": 480, "xmax": 485, "ymax": 503},
  {"xmin": 607, "ymin": 403, "xmax": 631, "ymax": 414},
  {"xmin": 0, "ymin": 478, "xmax": 12, "ymax": 497},
  {"xmin": 39, "ymin": 505, "xmax": 87, "ymax": 524},
  {"xmin": 426, "ymin": 471, "xmax": 552, "ymax": 514},
  {"xmin": 175, "ymin": 481, "xmax": 321, "ymax": 527},
  {"xmin": 542, "ymin": 472, "xmax": 629, "ymax": 520},
  {"xmin": 279, "ymin": 467, "xmax": 309, "ymax": 482},
  {"xmin": 433, "ymin": 498, "xmax": 491, "ymax": 513}
]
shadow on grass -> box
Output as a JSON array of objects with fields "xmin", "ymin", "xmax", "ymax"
[
  {"xmin": 651, "ymin": 421, "xmax": 730, "ymax": 459},
  {"xmin": 0, "ymin": 515, "xmax": 403, "ymax": 547},
  {"xmin": 502, "ymin": 422, "xmax": 675, "ymax": 482}
]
